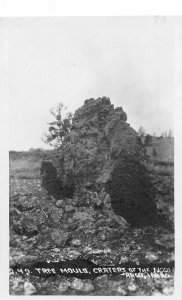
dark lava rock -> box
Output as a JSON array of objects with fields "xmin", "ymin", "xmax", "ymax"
[
  {"xmin": 41, "ymin": 97, "xmax": 157, "ymax": 228},
  {"xmin": 55, "ymin": 200, "xmax": 64, "ymax": 208},
  {"xmin": 65, "ymin": 205, "xmax": 75, "ymax": 212},
  {"xmin": 50, "ymin": 229, "xmax": 70, "ymax": 246},
  {"xmin": 13, "ymin": 221, "xmax": 39, "ymax": 237},
  {"xmin": 10, "ymin": 194, "xmax": 39, "ymax": 212},
  {"xmin": 10, "ymin": 194, "xmax": 48, "ymax": 237},
  {"xmin": 49, "ymin": 207, "xmax": 63, "ymax": 224}
]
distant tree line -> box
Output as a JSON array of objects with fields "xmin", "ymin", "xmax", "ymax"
[{"xmin": 138, "ymin": 126, "xmax": 173, "ymax": 140}]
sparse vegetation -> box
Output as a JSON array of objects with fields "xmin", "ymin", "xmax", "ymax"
[
  {"xmin": 9, "ymin": 150, "xmax": 51, "ymax": 179},
  {"xmin": 9, "ymin": 101, "xmax": 174, "ymax": 296},
  {"xmin": 42, "ymin": 102, "xmax": 73, "ymax": 148},
  {"xmin": 9, "ymin": 153, "xmax": 174, "ymax": 295}
]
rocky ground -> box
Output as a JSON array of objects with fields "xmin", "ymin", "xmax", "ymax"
[
  {"xmin": 9, "ymin": 169, "xmax": 174, "ymax": 296},
  {"xmin": 9, "ymin": 98, "xmax": 174, "ymax": 295}
]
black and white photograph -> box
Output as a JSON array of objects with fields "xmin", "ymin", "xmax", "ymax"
[{"xmin": 0, "ymin": 14, "xmax": 181, "ymax": 296}]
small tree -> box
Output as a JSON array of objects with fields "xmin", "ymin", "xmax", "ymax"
[
  {"xmin": 138, "ymin": 126, "xmax": 146, "ymax": 137},
  {"xmin": 43, "ymin": 102, "xmax": 73, "ymax": 148},
  {"xmin": 168, "ymin": 129, "xmax": 173, "ymax": 138},
  {"xmin": 164, "ymin": 131, "xmax": 168, "ymax": 138}
]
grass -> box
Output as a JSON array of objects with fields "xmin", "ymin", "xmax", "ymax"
[
  {"xmin": 9, "ymin": 149, "xmax": 51, "ymax": 179},
  {"xmin": 153, "ymin": 160, "xmax": 174, "ymax": 167},
  {"xmin": 9, "ymin": 147, "xmax": 174, "ymax": 296},
  {"xmin": 9, "ymin": 158, "xmax": 41, "ymax": 179},
  {"xmin": 148, "ymin": 159, "xmax": 174, "ymax": 177},
  {"xmin": 145, "ymin": 137, "xmax": 174, "ymax": 162}
]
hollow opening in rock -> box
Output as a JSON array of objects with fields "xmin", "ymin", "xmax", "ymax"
[
  {"xmin": 40, "ymin": 161, "xmax": 75, "ymax": 199},
  {"xmin": 105, "ymin": 158, "xmax": 157, "ymax": 228}
]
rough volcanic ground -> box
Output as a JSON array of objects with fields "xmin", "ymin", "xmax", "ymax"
[
  {"xmin": 9, "ymin": 169, "xmax": 174, "ymax": 296},
  {"xmin": 9, "ymin": 98, "xmax": 174, "ymax": 296}
]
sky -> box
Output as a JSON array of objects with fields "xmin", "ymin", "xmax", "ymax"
[{"xmin": 4, "ymin": 17, "xmax": 176, "ymax": 150}]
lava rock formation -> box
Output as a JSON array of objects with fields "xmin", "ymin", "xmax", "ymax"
[{"xmin": 41, "ymin": 97, "xmax": 157, "ymax": 227}]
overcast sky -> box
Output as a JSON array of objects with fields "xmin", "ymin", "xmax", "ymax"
[{"xmin": 5, "ymin": 17, "xmax": 175, "ymax": 150}]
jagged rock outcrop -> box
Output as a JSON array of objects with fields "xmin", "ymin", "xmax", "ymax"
[{"xmin": 41, "ymin": 97, "xmax": 157, "ymax": 227}]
